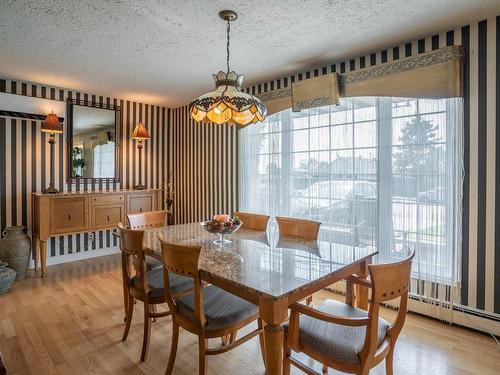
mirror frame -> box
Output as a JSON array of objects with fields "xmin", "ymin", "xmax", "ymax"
[{"xmin": 66, "ymin": 98, "xmax": 121, "ymax": 184}]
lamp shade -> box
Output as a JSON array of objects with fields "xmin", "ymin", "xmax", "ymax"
[
  {"xmin": 132, "ymin": 123, "xmax": 150, "ymax": 140},
  {"xmin": 190, "ymin": 71, "xmax": 267, "ymax": 127},
  {"xmin": 41, "ymin": 113, "xmax": 63, "ymax": 134}
]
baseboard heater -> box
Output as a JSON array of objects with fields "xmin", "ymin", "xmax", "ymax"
[{"xmin": 326, "ymin": 284, "xmax": 500, "ymax": 337}]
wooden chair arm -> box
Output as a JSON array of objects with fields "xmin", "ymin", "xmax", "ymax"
[
  {"xmin": 289, "ymin": 303, "xmax": 370, "ymax": 326},
  {"xmin": 346, "ymin": 276, "xmax": 372, "ymax": 288}
]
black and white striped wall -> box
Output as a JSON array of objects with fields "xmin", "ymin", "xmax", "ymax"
[
  {"xmin": 171, "ymin": 17, "xmax": 500, "ymax": 317},
  {"xmin": 168, "ymin": 106, "xmax": 238, "ymax": 225},
  {"xmin": 0, "ymin": 80, "xmax": 168, "ymax": 260}
]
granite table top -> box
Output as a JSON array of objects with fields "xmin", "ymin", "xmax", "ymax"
[{"xmin": 141, "ymin": 223, "xmax": 378, "ymax": 301}]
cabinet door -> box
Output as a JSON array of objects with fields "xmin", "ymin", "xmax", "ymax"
[
  {"xmin": 91, "ymin": 204, "xmax": 125, "ymax": 230},
  {"xmin": 51, "ymin": 197, "xmax": 88, "ymax": 234},
  {"xmin": 127, "ymin": 193, "xmax": 154, "ymax": 214}
]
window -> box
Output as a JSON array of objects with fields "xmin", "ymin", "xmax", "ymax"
[
  {"xmin": 92, "ymin": 142, "xmax": 115, "ymax": 178},
  {"xmin": 240, "ymin": 97, "xmax": 463, "ymax": 285}
]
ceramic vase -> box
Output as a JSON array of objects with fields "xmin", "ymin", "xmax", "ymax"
[{"xmin": 0, "ymin": 226, "xmax": 31, "ymax": 280}]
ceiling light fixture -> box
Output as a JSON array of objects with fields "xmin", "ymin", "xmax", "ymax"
[{"xmin": 189, "ymin": 10, "xmax": 267, "ymax": 127}]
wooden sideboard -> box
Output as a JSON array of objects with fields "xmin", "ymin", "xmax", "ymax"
[{"xmin": 32, "ymin": 189, "xmax": 162, "ymax": 277}]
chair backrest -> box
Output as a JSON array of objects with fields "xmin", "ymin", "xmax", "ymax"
[
  {"xmin": 118, "ymin": 222, "xmax": 149, "ymax": 295},
  {"xmin": 361, "ymin": 250, "xmax": 415, "ymax": 361},
  {"xmin": 159, "ymin": 238, "xmax": 206, "ymax": 326},
  {"xmin": 369, "ymin": 250, "xmax": 415, "ymax": 303},
  {"xmin": 233, "ymin": 211, "xmax": 270, "ymax": 231},
  {"xmin": 276, "ymin": 216, "xmax": 321, "ymax": 240},
  {"xmin": 127, "ymin": 210, "xmax": 166, "ymax": 230}
]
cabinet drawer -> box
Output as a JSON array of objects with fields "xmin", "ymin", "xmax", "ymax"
[
  {"xmin": 127, "ymin": 193, "xmax": 154, "ymax": 214},
  {"xmin": 51, "ymin": 197, "xmax": 88, "ymax": 234},
  {"xmin": 91, "ymin": 204, "xmax": 125, "ymax": 230},
  {"xmin": 90, "ymin": 194, "xmax": 124, "ymax": 204}
]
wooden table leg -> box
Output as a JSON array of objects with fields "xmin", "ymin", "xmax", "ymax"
[
  {"xmin": 34, "ymin": 236, "xmax": 40, "ymax": 273},
  {"xmin": 264, "ymin": 324, "xmax": 284, "ymax": 375},
  {"xmin": 40, "ymin": 240, "xmax": 47, "ymax": 277},
  {"xmin": 259, "ymin": 298, "xmax": 289, "ymax": 375},
  {"xmin": 355, "ymin": 258, "xmax": 371, "ymax": 310}
]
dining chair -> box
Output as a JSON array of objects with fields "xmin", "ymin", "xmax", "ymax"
[
  {"xmin": 0, "ymin": 351, "xmax": 6, "ymax": 375},
  {"xmin": 275, "ymin": 216, "xmax": 321, "ymax": 240},
  {"xmin": 233, "ymin": 211, "xmax": 270, "ymax": 231},
  {"xmin": 276, "ymin": 216, "xmax": 321, "ymax": 306},
  {"xmin": 284, "ymin": 251, "xmax": 415, "ymax": 375},
  {"xmin": 126, "ymin": 210, "xmax": 166, "ymax": 271},
  {"xmin": 127, "ymin": 210, "xmax": 167, "ymax": 229},
  {"xmin": 159, "ymin": 238, "xmax": 266, "ymax": 375},
  {"xmin": 118, "ymin": 223, "xmax": 193, "ymax": 362}
]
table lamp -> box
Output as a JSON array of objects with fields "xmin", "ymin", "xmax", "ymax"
[
  {"xmin": 132, "ymin": 123, "xmax": 149, "ymax": 190},
  {"xmin": 41, "ymin": 112, "xmax": 63, "ymax": 194}
]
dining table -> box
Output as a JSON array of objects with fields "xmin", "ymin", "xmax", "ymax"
[{"xmin": 131, "ymin": 222, "xmax": 378, "ymax": 375}]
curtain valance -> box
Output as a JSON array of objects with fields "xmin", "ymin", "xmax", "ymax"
[
  {"xmin": 291, "ymin": 73, "xmax": 340, "ymax": 111},
  {"xmin": 342, "ymin": 45, "xmax": 463, "ymax": 98},
  {"xmin": 257, "ymin": 45, "xmax": 464, "ymax": 114}
]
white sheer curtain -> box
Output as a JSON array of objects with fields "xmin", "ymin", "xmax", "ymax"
[{"xmin": 240, "ymin": 97, "xmax": 463, "ymax": 298}]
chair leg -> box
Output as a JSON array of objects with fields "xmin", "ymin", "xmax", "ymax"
[
  {"xmin": 123, "ymin": 287, "xmax": 129, "ymax": 323},
  {"xmin": 165, "ymin": 321, "xmax": 179, "ymax": 375},
  {"xmin": 140, "ymin": 301, "xmax": 152, "ymax": 361},
  {"xmin": 122, "ymin": 295, "xmax": 134, "ymax": 341},
  {"xmin": 151, "ymin": 304, "xmax": 157, "ymax": 323},
  {"xmin": 198, "ymin": 336, "xmax": 208, "ymax": 375},
  {"xmin": 386, "ymin": 347, "xmax": 394, "ymax": 375},
  {"xmin": 257, "ymin": 318, "xmax": 267, "ymax": 368},
  {"xmin": 221, "ymin": 334, "xmax": 230, "ymax": 346},
  {"xmin": 283, "ymin": 334, "xmax": 291, "ymax": 375}
]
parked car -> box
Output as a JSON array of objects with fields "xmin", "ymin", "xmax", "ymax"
[
  {"xmin": 418, "ymin": 187, "xmax": 446, "ymax": 203},
  {"xmin": 291, "ymin": 180, "xmax": 377, "ymax": 229}
]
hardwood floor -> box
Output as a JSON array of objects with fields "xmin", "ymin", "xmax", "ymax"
[{"xmin": 0, "ymin": 254, "xmax": 499, "ymax": 375}]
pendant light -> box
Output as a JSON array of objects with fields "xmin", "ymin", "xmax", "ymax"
[{"xmin": 189, "ymin": 10, "xmax": 267, "ymax": 127}]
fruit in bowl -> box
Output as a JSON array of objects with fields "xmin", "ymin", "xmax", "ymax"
[{"xmin": 201, "ymin": 215, "xmax": 242, "ymax": 245}]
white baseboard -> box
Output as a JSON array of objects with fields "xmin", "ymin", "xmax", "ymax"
[{"xmin": 28, "ymin": 247, "xmax": 120, "ymax": 268}]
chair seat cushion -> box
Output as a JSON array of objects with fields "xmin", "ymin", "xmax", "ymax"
[
  {"xmin": 145, "ymin": 256, "xmax": 163, "ymax": 271},
  {"xmin": 133, "ymin": 268, "xmax": 192, "ymax": 299},
  {"xmin": 176, "ymin": 285, "xmax": 259, "ymax": 331},
  {"xmin": 293, "ymin": 299, "xmax": 390, "ymax": 364}
]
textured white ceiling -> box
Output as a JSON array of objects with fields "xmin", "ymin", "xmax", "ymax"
[{"xmin": 0, "ymin": 0, "xmax": 498, "ymax": 107}]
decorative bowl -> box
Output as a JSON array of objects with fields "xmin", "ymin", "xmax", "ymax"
[{"xmin": 201, "ymin": 216, "xmax": 242, "ymax": 245}]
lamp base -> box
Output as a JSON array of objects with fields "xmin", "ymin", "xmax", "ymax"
[
  {"xmin": 42, "ymin": 185, "xmax": 60, "ymax": 194},
  {"xmin": 133, "ymin": 183, "xmax": 146, "ymax": 190}
]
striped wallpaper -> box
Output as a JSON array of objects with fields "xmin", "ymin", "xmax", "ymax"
[
  {"xmin": 168, "ymin": 106, "xmax": 238, "ymax": 224},
  {"xmin": 171, "ymin": 17, "xmax": 500, "ymax": 316},
  {"xmin": 0, "ymin": 79, "xmax": 168, "ymax": 259}
]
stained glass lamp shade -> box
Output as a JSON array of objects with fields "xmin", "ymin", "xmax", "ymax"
[{"xmin": 189, "ymin": 10, "xmax": 267, "ymax": 127}]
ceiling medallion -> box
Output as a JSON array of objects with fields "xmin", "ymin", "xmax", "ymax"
[{"xmin": 189, "ymin": 10, "xmax": 267, "ymax": 127}]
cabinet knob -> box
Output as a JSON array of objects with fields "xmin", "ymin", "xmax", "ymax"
[
  {"xmin": 107, "ymin": 215, "xmax": 110, "ymax": 222},
  {"xmin": 68, "ymin": 214, "xmax": 71, "ymax": 221}
]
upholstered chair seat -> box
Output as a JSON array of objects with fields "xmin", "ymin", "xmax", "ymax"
[
  {"xmin": 175, "ymin": 285, "xmax": 259, "ymax": 332},
  {"xmin": 145, "ymin": 256, "xmax": 163, "ymax": 271},
  {"xmin": 289, "ymin": 299, "xmax": 390, "ymax": 364},
  {"xmin": 132, "ymin": 268, "xmax": 193, "ymax": 300}
]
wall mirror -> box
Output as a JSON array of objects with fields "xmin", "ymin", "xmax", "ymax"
[{"xmin": 66, "ymin": 99, "xmax": 121, "ymax": 183}]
